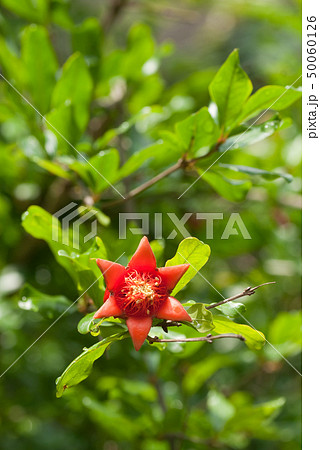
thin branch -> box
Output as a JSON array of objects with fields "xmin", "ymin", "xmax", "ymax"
[
  {"xmin": 105, "ymin": 158, "xmax": 184, "ymax": 208},
  {"xmin": 206, "ymin": 282, "xmax": 276, "ymax": 310},
  {"xmin": 147, "ymin": 333, "xmax": 245, "ymax": 344}
]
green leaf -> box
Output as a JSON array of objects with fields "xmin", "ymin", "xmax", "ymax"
[
  {"xmin": 239, "ymin": 85, "xmax": 302, "ymax": 122},
  {"xmin": 78, "ymin": 312, "xmax": 126, "ymax": 336},
  {"xmin": 219, "ymin": 163, "xmax": 293, "ymax": 183},
  {"xmin": 71, "ymin": 18, "xmax": 102, "ymax": 68},
  {"xmin": 21, "ymin": 25, "xmax": 58, "ymax": 113},
  {"xmin": 199, "ymin": 170, "xmax": 252, "ymax": 202},
  {"xmin": 218, "ymin": 116, "xmax": 292, "ymax": 152},
  {"xmin": 32, "ymin": 157, "xmax": 74, "ymax": 180},
  {"xmin": 209, "ymin": 49, "xmax": 252, "ymax": 132},
  {"xmin": 175, "ymin": 107, "xmax": 220, "ymax": 157},
  {"xmin": 69, "ymin": 149, "xmax": 120, "ymax": 193},
  {"xmin": 165, "ymin": 237, "xmax": 211, "ymax": 295},
  {"xmin": 21, "ymin": 206, "xmax": 107, "ymax": 302},
  {"xmin": 0, "ymin": 0, "xmax": 48, "ymax": 22},
  {"xmin": 18, "ymin": 284, "xmax": 72, "ymax": 319},
  {"xmin": 45, "ymin": 104, "xmax": 80, "ymax": 152},
  {"xmin": 184, "ymin": 301, "xmax": 215, "ymax": 333},
  {"xmin": 56, "ymin": 333, "xmax": 128, "ymax": 397},
  {"xmin": 267, "ymin": 311, "xmax": 301, "ymax": 359},
  {"xmin": 52, "ymin": 53, "xmax": 93, "ymax": 132},
  {"xmin": 214, "ymin": 301, "xmax": 247, "ymax": 318},
  {"xmin": 212, "ymin": 315, "xmax": 265, "ymax": 350}
]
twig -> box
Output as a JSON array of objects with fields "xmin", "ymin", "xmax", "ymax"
[
  {"xmin": 147, "ymin": 333, "xmax": 245, "ymax": 344},
  {"xmin": 102, "ymin": 0, "xmax": 128, "ymax": 31},
  {"xmin": 205, "ymin": 282, "xmax": 276, "ymax": 310},
  {"xmin": 105, "ymin": 158, "xmax": 184, "ymax": 208}
]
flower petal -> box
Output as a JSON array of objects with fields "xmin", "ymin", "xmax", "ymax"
[
  {"xmin": 126, "ymin": 316, "xmax": 152, "ymax": 351},
  {"xmin": 158, "ymin": 264, "xmax": 190, "ymax": 291},
  {"xmin": 103, "ymin": 289, "xmax": 110, "ymax": 302},
  {"xmin": 96, "ymin": 259, "xmax": 126, "ymax": 291},
  {"xmin": 128, "ymin": 236, "xmax": 156, "ymax": 271},
  {"xmin": 156, "ymin": 297, "xmax": 192, "ymax": 322},
  {"xmin": 93, "ymin": 295, "xmax": 122, "ymax": 319}
]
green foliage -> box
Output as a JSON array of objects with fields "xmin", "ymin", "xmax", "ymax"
[
  {"xmin": 0, "ymin": 2, "xmax": 301, "ymax": 449},
  {"xmin": 165, "ymin": 237, "xmax": 211, "ymax": 295}
]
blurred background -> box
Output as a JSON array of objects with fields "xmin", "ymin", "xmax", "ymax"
[{"xmin": 0, "ymin": 0, "xmax": 301, "ymax": 449}]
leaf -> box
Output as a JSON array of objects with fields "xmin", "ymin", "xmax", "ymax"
[
  {"xmin": 266, "ymin": 311, "xmax": 301, "ymax": 359},
  {"xmin": 184, "ymin": 301, "xmax": 215, "ymax": 333},
  {"xmin": 209, "ymin": 49, "xmax": 252, "ymax": 132},
  {"xmin": 239, "ymin": 85, "xmax": 302, "ymax": 122},
  {"xmin": 199, "ymin": 170, "xmax": 252, "ymax": 202},
  {"xmin": 0, "ymin": 0, "xmax": 48, "ymax": 23},
  {"xmin": 56, "ymin": 333, "xmax": 128, "ymax": 397},
  {"xmin": 18, "ymin": 284, "xmax": 72, "ymax": 319},
  {"xmin": 45, "ymin": 104, "xmax": 80, "ymax": 152},
  {"xmin": 32, "ymin": 157, "xmax": 74, "ymax": 180},
  {"xmin": 212, "ymin": 315, "xmax": 265, "ymax": 350},
  {"xmin": 52, "ymin": 52, "xmax": 93, "ymax": 132},
  {"xmin": 21, "ymin": 206, "xmax": 107, "ymax": 302},
  {"xmin": 175, "ymin": 107, "xmax": 220, "ymax": 157},
  {"xmin": 77, "ymin": 312, "xmax": 125, "ymax": 335},
  {"xmin": 219, "ymin": 163, "xmax": 293, "ymax": 183},
  {"xmin": 165, "ymin": 237, "xmax": 211, "ymax": 295},
  {"xmin": 218, "ymin": 116, "xmax": 292, "ymax": 152},
  {"xmin": 214, "ymin": 301, "xmax": 247, "ymax": 318},
  {"xmin": 71, "ymin": 18, "xmax": 102, "ymax": 68},
  {"xmin": 69, "ymin": 149, "xmax": 120, "ymax": 193},
  {"xmin": 21, "ymin": 25, "xmax": 58, "ymax": 113}
]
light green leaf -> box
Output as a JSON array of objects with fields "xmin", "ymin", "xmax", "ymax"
[
  {"xmin": 77, "ymin": 312, "xmax": 126, "ymax": 336},
  {"xmin": 0, "ymin": 0, "xmax": 48, "ymax": 23},
  {"xmin": 175, "ymin": 107, "xmax": 220, "ymax": 157},
  {"xmin": 212, "ymin": 315, "xmax": 265, "ymax": 350},
  {"xmin": 21, "ymin": 25, "xmax": 58, "ymax": 113},
  {"xmin": 18, "ymin": 284, "xmax": 72, "ymax": 319},
  {"xmin": 165, "ymin": 237, "xmax": 211, "ymax": 295},
  {"xmin": 56, "ymin": 333, "xmax": 128, "ymax": 397},
  {"xmin": 209, "ymin": 49, "xmax": 252, "ymax": 132},
  {"xmin": 52, "ymin": 52, "xmax": 93, "ymax": 132},
  {"xmin": 239, "ymin": 85, "xmax": 302, "ymax": 122},
  {"xmin": 266, "ymin": 311, "xmax": 301, "ymax": 359},
  {"xmin": 199, "ymin": 170, "xmax": 252, "ymax": 202},
  {"xmin": 214, "ymin": 301, "xmax": 247, "ymax": 318},
  {"xmin": 219, "ymin": 163, "xmax": 293, "ymax": 183},
  {"xmin": 69, "ymin": 149, "xmax": 120, "ymax": 193},
  {"xmin": 45, "ymin": 104, "xmax": 80, "ymax": 153},
  {"xmin": 71, "ymin": 18, "xmax": 102, "ymax": 67},
  {"xmin": 218, "ymin": 116, "xmax": 292, "ymax": 152},
  {"xmin": 184, "ymin": 301, "xmax": 215, "ymax": 333},
  {"xmin": 32, "ymin": 157, "xmax": 74, "ymax": 180}
]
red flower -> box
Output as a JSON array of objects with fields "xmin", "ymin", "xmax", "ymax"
[{"xmin": 94, "ymin": 236, "xmax": 192, "ymax": 350}]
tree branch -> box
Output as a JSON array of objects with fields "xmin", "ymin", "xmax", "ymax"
[
  {"xmin": 205, "ymin": 282, "xmax": 276, "ymax": 310},
  {"xmin": 147, "ymin": 333, "xmax": 245, "ymax": 344}
]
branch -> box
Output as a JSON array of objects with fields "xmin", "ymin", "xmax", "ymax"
[
  {"xmin": 105, "ymin": 158, "xmax": 184, "ymax": 208},
  {"xmin": 147, "ymin": 333, "xmax": 245, "ymax": 344},
  {"xmin": 102, "ymin": 0, "xmax": 129, "ymax": 31},
  {"xmin": 206, "ymin": 282, "xmax": 276, "ymax": 310}
]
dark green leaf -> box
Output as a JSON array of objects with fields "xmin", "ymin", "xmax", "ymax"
[
  {"xmin": 199, "ymin": 169, "xmax": 252, "ymax": 202},
  {"xmin": 18, "ymin": 283, "xmax": 72, "ymax": 319}
]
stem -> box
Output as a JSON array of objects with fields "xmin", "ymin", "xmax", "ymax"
[
  {"xmin": 147, "ymin": 333, "xmax": 245, "ymax": 344},
  {"xmin": 206, "ymin": 282, "xmax": 276, "ymax": 310},
  {"xmin": 105, "ymin": 158, "xmax": 184, "ymax": 208}
]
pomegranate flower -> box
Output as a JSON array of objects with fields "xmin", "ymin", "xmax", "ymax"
[{"xmin": 94, "ymin": 236, "xmax": 192, "ymax": 350}]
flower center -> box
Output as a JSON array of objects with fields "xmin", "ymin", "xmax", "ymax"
[{"xmin": 114, "ymin": 269, "xmax": 168, "ymax": 317}]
